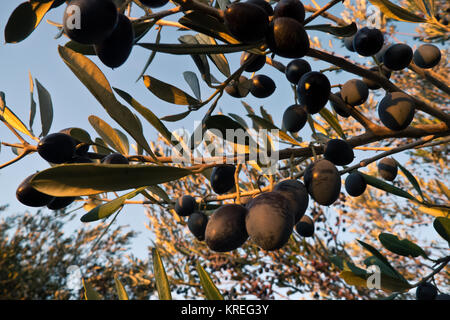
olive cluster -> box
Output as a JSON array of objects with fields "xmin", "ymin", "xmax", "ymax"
[{"xmin": 16, "ymin": 130, "xmax": 129, "ymax": 210}]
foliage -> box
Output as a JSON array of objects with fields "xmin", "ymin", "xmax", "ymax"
[{"xmin": 0, "ymin": 0, "xmax": 449, "ymax": 300}]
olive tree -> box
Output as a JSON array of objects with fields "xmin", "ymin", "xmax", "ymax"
[{"xmin": 1, "ymin": 0, "xmax": 449, "ymax": 300}]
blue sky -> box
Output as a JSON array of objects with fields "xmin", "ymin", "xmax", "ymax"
[{"xmin": 0, "ymin": 0, "xmax": 444, "ymax": 265}]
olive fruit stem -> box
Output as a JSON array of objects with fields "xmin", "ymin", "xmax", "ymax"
[
  {"xmin": 408, "ymin": 63, "xmax": 450, "ymax": 96},
  {"xmin": 339, "ymin": 135, "xmax": 437, "ymax": 176},
  {"xmin": 172, "ymin": 0, "xmax": 224, "ymax": 20},
  {"xmin": 303, "ymin": 0, "xmax": 344, "ymax": 25},
  {"xmin": 234, "ymin": 164, "xmax": 242, "ymax": 204},
  {"xmin": 0, "ymin": 145, "xmax": 36, "ymax": 170},
  {"xmin": 411, "ymin": 255, "xmax": 450, "ymax": 288}
]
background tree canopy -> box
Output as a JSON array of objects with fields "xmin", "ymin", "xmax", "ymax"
[{"xmin": 0, "ymin": 0, "xmax": 448, "ymax": 300}]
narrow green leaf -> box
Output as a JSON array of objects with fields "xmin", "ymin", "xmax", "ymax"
[
  {"xmin": 319, "ymin": 108, "xmax": 346, "ymax": 139},
  {"xmin": 195, "ymin": 34, "xmax": 231, "ymax": 78},
  {"xmin": 89, "ymin": 115, "xmax": 128, "ymax": 155},
  {"xmin": 152, "ymin": 248, "xmax": 172, "ymax": 300},
  {"xmin": 80, "ymin": 187, "xmax": 145, "ymax": 222},
  {"xmin": 93, "ymin": 137, "xmax": 112, "ymax": 155},
  {"xmin": 114, "ymin": 275, "xmax": 129, "ymax": 300},
  {"xmin": 5, "ymin": 1, "xmax": 54, "ymax": 43},
  {"xmin": 135, "ymin": 25, "xmax": 162, "ymax": 82},
  {"xmin": 28, "ymin": 72, "xmax": 36, "ymax": 133},
  {"xmin": 178, "ymin": 35, "xmax": 213, "ymax": 86},
  {"xmin": 435, "ymin": 179, "xmax": 450, "ymax": 201},
  {"xmin": 368, "ymin": 0, "xmax": 428, "ymax": 22},
  {"xmin": 433, "ymin": 217, "xmax": 450, "ymax": 243},
  {"xmin": 114, "ymin": 128, "xmax": 130, "ymax": 155},
  {"xmin": 378, "ymin": 233, "xmax": 427, "ymax": 258},
  {"xmin": 178, "ymin": 12, "xmax": 239, "ymax": 44},
  {"xmin": 143, "ymin": 75, "xmax": 200, "ymax": 106},
  {"xmin": 30, "ymin": 164, "xmax": 193, "ymax": 197},
  {"xmin": 304, "ymin": 22, "xmax": 357, "ymax": 37},
  {"xmin": 58, "ymin": 46, "xmax": 157, "ymax": 160},
  {"xmin": 196, "ymin": 262, "xmax": 224, "ymax": 300},
  {"xmin": 114, "ymin": 88, "xmax": 179, "ymax": 148},
  {"xmin": 35, "ymin": 79, "xmax": 53, "ymax": 137},
  {"xmin": 360, "ymin": 172, "xmax": 416, "ymax": 201},
  {"xmin": 147, "ymin": 185, "xmax": 171, "ymax": 203},
  {"xmin": 83, "ymin": 279, "xmax": 102, "ymax": 300},
  {"xmin": 133, "ymin": 20, "xmax": 157, "ymax": 43},
  {"xmin": 228, "ymin": 113, "xmax": 248, "ymax": 129},
  {"xmin": 0, "ymin": 101, "xmax": 35, "ymax": 139},
  {"xmin": 160, "ymin": 110, "xmax": 191, "ymax": 122},
  {"xmin": 183, "ymin": 71, "xmax": 201, "ymax": 100},
  {"xmin": 247, "ymin": 114, "xmax": 302, "ymax": 146},
  {"xmin": 64, "ymin": 41, "xmax": 96, "ymax": 56},
  {"xmin": 395, "ymin": 160, "xmax": 424, "ymax": 201},
  {"xmin": 138, "ymin": 42, "xmax": 256, "ymax": 55},
  {"xmin": 357, "ymin": 240, "xmax": 408, "ymax": 282}
]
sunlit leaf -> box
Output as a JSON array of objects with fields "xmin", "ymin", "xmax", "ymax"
[
  {"xmin": 368, "ymin": 0, "xmax": 428, "ymax": 22},
  {"xmin": 143, "ymin": 75, "xmax": 200, "ymax": 106},
  {"xmin": 152, "ymin": 248, "xmax": 172, "ymax": 300},
  {"xmin": 89, "ymin": 115, "xmax": 128, "ymax": 155},
  {"xmin": 81, "ymin": 187, "xmax": 145, "ymax": 222},
  {"xmin": 196, "ymin": 262, "xmax": 224, "ymax": 300},
  {"xmin": 28, "ymin": 72, "xmax": 36, "ymax": 133},
  {"xmin": 83, "ymin": 278, "xmax": 102, "ymax": 300},
  {"xmin": 58, "ymin": 46, "xmax": 157, "ymax": 160},
  {"xmin": 247, "ymin": 114, "xmax": 302, "ymax": 146},
  {"xmin": 319, "ymin": 108, "xmax": 346, "ymax": 139},
  {"xmin": 114, "ymin": 275, "xmax": 129, "ymax": 300},
  {"xmin": 160, "ymin": 110, "xmax": 191, "ymax": 122}
]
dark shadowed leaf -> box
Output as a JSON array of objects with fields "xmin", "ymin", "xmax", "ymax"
[
  {"xmin": 433, "ymin": 217, "xmax": 450, "ymax": 243},
  {"xmin": 195, "ymin": 34, "xmax": 231, "ymax": 78},
  {"xmin": 179, "ymin": 12, "xmax": 238, "ymax": 44},
  {"xmin": 35, "ymin": 79, "xmax": 53, "ymax": 137},
  {"xmin": 183, "ymin": 71, "xmax": 201, "ymax": 100},
  {"xmin": 161, "ymin": 110, "xmax": 191, "ymax": 122},
  {"xmin": 93, "ymin": 137, "xmax": 112, "ymax": 155},
  {"xmin": 196, "ymin": 262, "xmax": 224, "ymax": 300},
  {"xmin": 368, "ymin": 0, "xmax": 428, "ymax": 22},
  {"xmin": 143, "ymin": 75, "xmax": 200, "ymax": 106},
  {"xmin": 58, "ymin": 46, "xmax": 157, "ymax": 159},
  {"xmin": 138, "ymin": 42, "xmax": 256, "ymax": 55},
  {"xmin": 30, "ymin": 164, "xmax": 193, "ymax": 196},
  {"xmin": 64, "ymin": 41, "xmax": 96, "ymax": 55},
  {"xmin": 378, "ymin": 233, "xmax": 427, "ymax": 258},
  {"xmin": 228, "ymin": 113, "xmax": 248, "ymax": 129},
  {"xmin": 395, "ymin": 160, "xmax": 424, "ymax": 201},
  {"xmin": 152, "ymin": 248, "xmax": 172, "ymax": 300},
  {"xmin": 136, "ymin": 26, "xmax": 162, "ymax": 82},
  {"xmin": 357, "ymin": 240, "xmax": 407, "ymax": 282},
  {"xmin": 5, "ymin": 1, "xmax": 54, "ymax": 43},
  {"xmin": 28, "ymin": 72, "xmax": 36, "ymax": 133},
  {"xmin": 81, "ymin": 187, "xmax": 146, "ymax": 222},
  {"xmin": 305, "ymin": 22, "xmax": 357, "ymax": 37},
  {"xmin": 360, "ymin": 172, "xmax": 416, "ymax": 201},
  {"xmin": 178, "ymin": 35, "xmax": 213, "ymax": 86}
]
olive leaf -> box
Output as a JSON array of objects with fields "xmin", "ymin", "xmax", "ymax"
[
  {"xmin": 143, "ymin": 75, "xmax": 200, "ymax": 106},
  {"xmin": 304, "ymin": 22, "xmax": 357, "ymax": 37},
  {"xmin": 368, "ymin": 0, "xmax": 428, "ymax": 23},
  {"xmin": 433, "ymin": 217, "xmax": 450, "ymax": 243},
  {"xmin": 378, "ymin": 233, "xmax": 427, "ymax": 258},
  {"xmin": 196, "ymin": 262, "xmax": 224, "ymax": 300},
  {"xmin": 30, "ymin": 164, "xmax": 193, "ymax": 197},
  {"xmin": 35, "ymin": 79, "xmax": 53, "ymax": 137},
  {"xmin": 152, "ymin": 248, "xmax": 172, "ymax": 300},
  {"xmin": 5, "ymin": 0, "xmax": 54, "ymax": 43}
]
